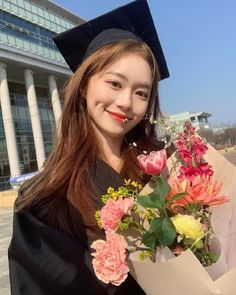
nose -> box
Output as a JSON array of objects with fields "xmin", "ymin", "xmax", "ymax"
[{"xmin": 115, "ymin": 89, "xmax": 132, "ymax": 110}]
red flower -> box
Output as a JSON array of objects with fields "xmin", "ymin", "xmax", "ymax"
[
  {"xmin": 174, "ymin": 138, "xmax": 188, "ymax": 151},
  {"xmin": 191, "ymin": 136, "xmax": 208, "ymax": 163},
  {"xmin": 178, "ymin": 150, "xmax": 193, "ymax": 165},
  {"xmin": 198, "ymin": 162, "xmax": 213, "ymax": 177},
  {"xmin": 179, "ymin": 166, "xmax": 201, "ymax": 181}
]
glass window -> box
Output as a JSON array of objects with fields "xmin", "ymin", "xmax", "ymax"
[
  {"xmin": 10, "ymin": 4, "xmax": 18, "ymax": 14},
  {"xmin": 48, "ymin": 110, "xmax": 54, "ymax": 121},
  {"xmin": 3, "ymin": 1, "xmax": 10, "ymax": 10},
  {"xmin": 32, "ymin": 13, "xmax": 38, "ymax": 22},
  {"xmin": 24, "ymin": 1, "xmax": 31, "ymax": 11},
  {"xmin": 18, "ymin": 7, "xmax": 26, "ymax": 17},
  {"xmin": 37, "ymin": 7, "xmax": 44, "ymax": 17},
  {"xmin": 38, "ymin": 16, "xmax": 44, "ymax": 25},
  {"xmin": 17, "ymin": 0, "xmax": 24, "ymax": 8},
  {"xmin": 37, "ymin": 44, "xmax": 43, "ymax": 55},
  {"xmin": 30, "ymin": 43, "xmax": 37, "ymax": 52},
  {"xmin": 44, "ymin": 10, "xmax": 49, "ymax": 20},
  {"xmin": 49, "ymin": 13, "xmax": 55, "ymax": 22},
  {"xmin": 0, "ymin": 32, "xmax": 7, "ymax": 44},
  {"xmin": 18, "ymin": 106, "xmax": 27, "ymax": 120},
  {"xmin": 54, "ymin": 15, "xmax": 61, "ymax": 25},
  {"xmin": 60, "ymin": 18, "xmax": 65, "ymax": 28},
  {"xmin": 23, "ymin": 40, "xmax": 30, "ymax": 50},
  {"xmin": 31, "ymin": 4, "xmax": 38, "ymax": 14},
  {"xmin": 25, "ymin": 10, "xmax": 32, "ymax": 20},
  {"xmin": 0, "ymin": 10, "xmax": 75, "ymax": 55},
  {"xmin": 11, "ymin": 105, "xmax": 17, "ymax": 119},
  {"xmin": 8, "ymin": 35, "xmax": 16, "ymax": 46},
  {"xmin": 43, "ymin": 47, "xmax": 49, "ymax": 57},
  {"xmin": 55, "ymin": 25, "xmax": 61, "ymax": 33},
  {"xmin": 16, "ymin": 38, "xmax": 23, "ymax": 48}
]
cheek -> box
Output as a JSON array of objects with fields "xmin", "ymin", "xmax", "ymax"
[
  {"xmin": 133, "ymin": 101, "xmax": 149, "ymax": 118},
  {"xmin": 86, "ymin": 88, "xmax": 112, "ymax": 108}
]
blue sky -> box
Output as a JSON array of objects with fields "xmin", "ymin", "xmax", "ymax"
[{"xmin": 52, "ymin": 0, "xmax": 236, "ymax": 125}]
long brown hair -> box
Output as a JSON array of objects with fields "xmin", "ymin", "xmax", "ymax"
[{"xmin": 17, "ymin": 40, "xmax": 163, "ymax": 240}]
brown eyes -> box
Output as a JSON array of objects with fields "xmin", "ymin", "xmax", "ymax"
[
  {"xmin": 136, "ymin": 90, "xmax": 148, "ymax": 98},
  {"xmin": 107, "ymin": 81, "xmax": 148, "ymax": 99},
  {"xmin": 108, "ymin": 81, "xmax": 122, "ymax": 88}
]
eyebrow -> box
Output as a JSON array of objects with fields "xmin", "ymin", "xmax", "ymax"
[{"xmin": 105, "ymin": 71, "xmax": 152, "ymax": 90}]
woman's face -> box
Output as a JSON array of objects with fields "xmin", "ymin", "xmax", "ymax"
[{"xmin": 85, "ymin": 53, "xmax": 153, "ymax": 142}]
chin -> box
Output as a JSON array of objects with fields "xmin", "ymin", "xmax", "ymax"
[{"xmin": 102, "ymin": 129, "xmax": 126, "ymax": 139}]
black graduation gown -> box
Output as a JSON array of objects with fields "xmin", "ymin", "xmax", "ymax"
[{"xmin": 8, "ymin": 160, "xmax": 146, "ymax": 295}]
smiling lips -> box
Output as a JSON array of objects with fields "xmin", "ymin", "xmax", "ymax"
[{"xmin": 107, "ymin": 111, "xmax": 131, "ymax": 123}]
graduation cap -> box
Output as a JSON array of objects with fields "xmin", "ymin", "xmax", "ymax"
[{"xmin": 53, "ymin": 0, "xmax": 169, "ymax": 80}]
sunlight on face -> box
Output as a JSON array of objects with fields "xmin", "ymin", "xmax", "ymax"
[{"xmin": 85, "ymin": 53, "xmax": 153, "ymax": 142}]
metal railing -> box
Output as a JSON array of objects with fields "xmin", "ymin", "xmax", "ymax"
[
  {"xmin": 0, "ymin": 175, "xmax": 10, "ymax": 191},
  {"xmin": 0, "ymin": 0, "xmax": 75, "ymax": 33},
  {"xmin": 0, "ymin": 31, "xmax": 66, "ymax": 64}
]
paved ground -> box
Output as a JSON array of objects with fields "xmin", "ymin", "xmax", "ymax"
[
  {"xmin": 0, "ymin": 151, "xmax": 236, "ymax": 294},
  {"xmin": 0, "ymin": 209, "xmax": 13, "ymax": 295},
  {"xmin": 224, "ymin": 150, "xmax": 236, "ymax": 166}
]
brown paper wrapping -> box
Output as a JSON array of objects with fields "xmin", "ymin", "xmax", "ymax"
[{"xmin": 128, "ymin": 144, "xmax": 236, "ymax": 294}]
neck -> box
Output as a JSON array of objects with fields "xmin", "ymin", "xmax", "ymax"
[{"xmin": 92, "ymin": 125, "xmax": 124, "ymax": 172}]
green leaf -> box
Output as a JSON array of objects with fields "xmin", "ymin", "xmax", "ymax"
[
  {"xmin": 153, "ymin": 175, "xmax": 171, "ymax": 198},
  {"xmin": 185, "ymin": 203, "xmax": 201, "ymax": 214},
  {"xmin": 118, "ymin": 216, "xmax": 133, "ymax": 231},
  {"xmin": 141, "ymin": 231, "xmax": 157, "ymax": 250},
  {"xmin": 139, "ymin": 250, "xmax": 153, "ymax": 261},
  {"xmin": 208, "ymin": 252, "xmax": 220, "ymax": 263},
  {"xmin": 149, "ymin": 217, "xmax": 176, "ymax": 247},
  {"xmin": 184, "ymin": 238, "xmax": 195, "ymax": 246},
  {"xmin": 167, "ymin": 192, "xmax": 188, "ymax": 203},
  {"xmin": 137, "ymin": 193, "xmax": 166, "ymax": 210},
  {"xmin": 194, "ymin": 239, "xmax": 204, "ymax": 249}
]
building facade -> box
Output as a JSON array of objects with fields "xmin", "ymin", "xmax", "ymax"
[
  {"xmin": 0, "ymin": 0, "xmax": 84, "ymax": 190},
  {"xmin": 168, "ymin": 111, "xmax": 212, "ymax": 133}
]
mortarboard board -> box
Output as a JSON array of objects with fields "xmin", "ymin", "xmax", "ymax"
[{"xmin": 53, "ymin": 0, "xmax": 169, "ymax": 80}]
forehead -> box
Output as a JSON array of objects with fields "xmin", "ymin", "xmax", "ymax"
[{"xmin": 101, "ymin": 53, "xmax": 153, "ymax": 82}]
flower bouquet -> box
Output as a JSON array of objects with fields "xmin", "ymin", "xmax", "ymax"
[{"xmin": 90, "ymin": 122, "xmax": 236, "ymax": 294}]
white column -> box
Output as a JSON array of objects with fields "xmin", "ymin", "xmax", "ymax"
[
  {"xmin": 24, "ymin": 69, "xmax": 45, "ymax": 170},
  {"xmin": 48, "ymin": 74, "xmax": 62, "ymax": 129},
  {"xmin": 0, "ymin": 63, "xmax": 20, "ymax": 177}
]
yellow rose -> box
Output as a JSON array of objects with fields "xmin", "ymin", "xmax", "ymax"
[{"xmin": 171, "ymin": 214, "xmax": 204, "ymax": 241}]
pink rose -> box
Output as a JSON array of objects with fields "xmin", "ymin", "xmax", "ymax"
[
  {"xmin": 91, "ymin": 233, "xmax": 129, "ymax": 286},
  {"xmin": 100, "ymin": 197, "xmax": 134, "ymax": 233},
  {"xmin": 137, "ymin": 149, "xmax": 167, "ymax": 175}
]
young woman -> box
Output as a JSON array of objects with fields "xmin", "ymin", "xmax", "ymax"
[{"xmin": 8, "ymin": 1, "xmax": 170, "ymax": 294}]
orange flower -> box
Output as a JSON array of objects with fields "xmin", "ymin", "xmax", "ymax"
[{"xmin": 168, "ymin": 175, "xmax": 228, "ymax": 207}]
